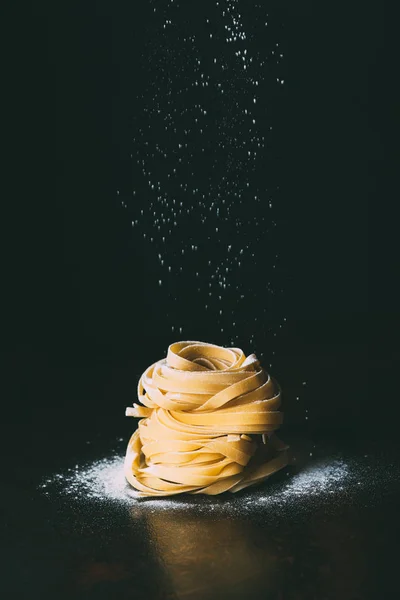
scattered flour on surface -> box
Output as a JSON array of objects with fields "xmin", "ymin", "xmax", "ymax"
[
  {"xmin": 40, "ymin": 456, "xmax": 134, "ymax": 503},
  {"xmin": 39, "ymin": 455, "xmax": 353, "ymax": 510},
  {"xmin": 266, "ymin": 461, "xmax": 348, "ymax": 501}
]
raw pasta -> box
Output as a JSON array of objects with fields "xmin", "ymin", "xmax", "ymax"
[{"xmin": 124, "ymin": 341, "xmax": 289, "ymax": 496}]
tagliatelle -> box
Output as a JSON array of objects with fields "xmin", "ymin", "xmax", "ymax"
[{"xmin": 124, "ymin": 341, "xmax": 289, "ymax": 497}]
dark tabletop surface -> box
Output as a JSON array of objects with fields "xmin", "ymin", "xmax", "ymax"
[{"xmin": 2, "ymin": 431, "xmax": 400, "ymax": 600}]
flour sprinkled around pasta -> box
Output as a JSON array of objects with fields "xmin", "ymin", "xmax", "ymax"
[
  {"xmin": 268, "ymin": 461, "xmax": 348, "ymax": 500},
  {"xmin": 39, "ymin": 455, "xmax": 356, "ymax": 510},
  {"xmin": 39, "ymin": 456, "xmax": 134, "ymax": 504}
]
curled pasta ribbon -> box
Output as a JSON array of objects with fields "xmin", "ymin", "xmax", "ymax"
[{"xmin": 124, "ymin": 341, "xmax": 289, "ymax": 497}]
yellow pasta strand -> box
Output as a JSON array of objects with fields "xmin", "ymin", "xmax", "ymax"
[{"xmin": 124, "ymin": 341, "xmax": 289, "ymax": 497}]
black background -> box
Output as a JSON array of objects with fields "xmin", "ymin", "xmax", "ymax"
[{"xmin": 3, "ymin": 1, "xmax": 395, "ymax": 464}]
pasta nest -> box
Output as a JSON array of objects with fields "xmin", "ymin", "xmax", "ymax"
[{"xmin": 125, "ymin": 341, "xmax": 289, "ymax": 496}]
